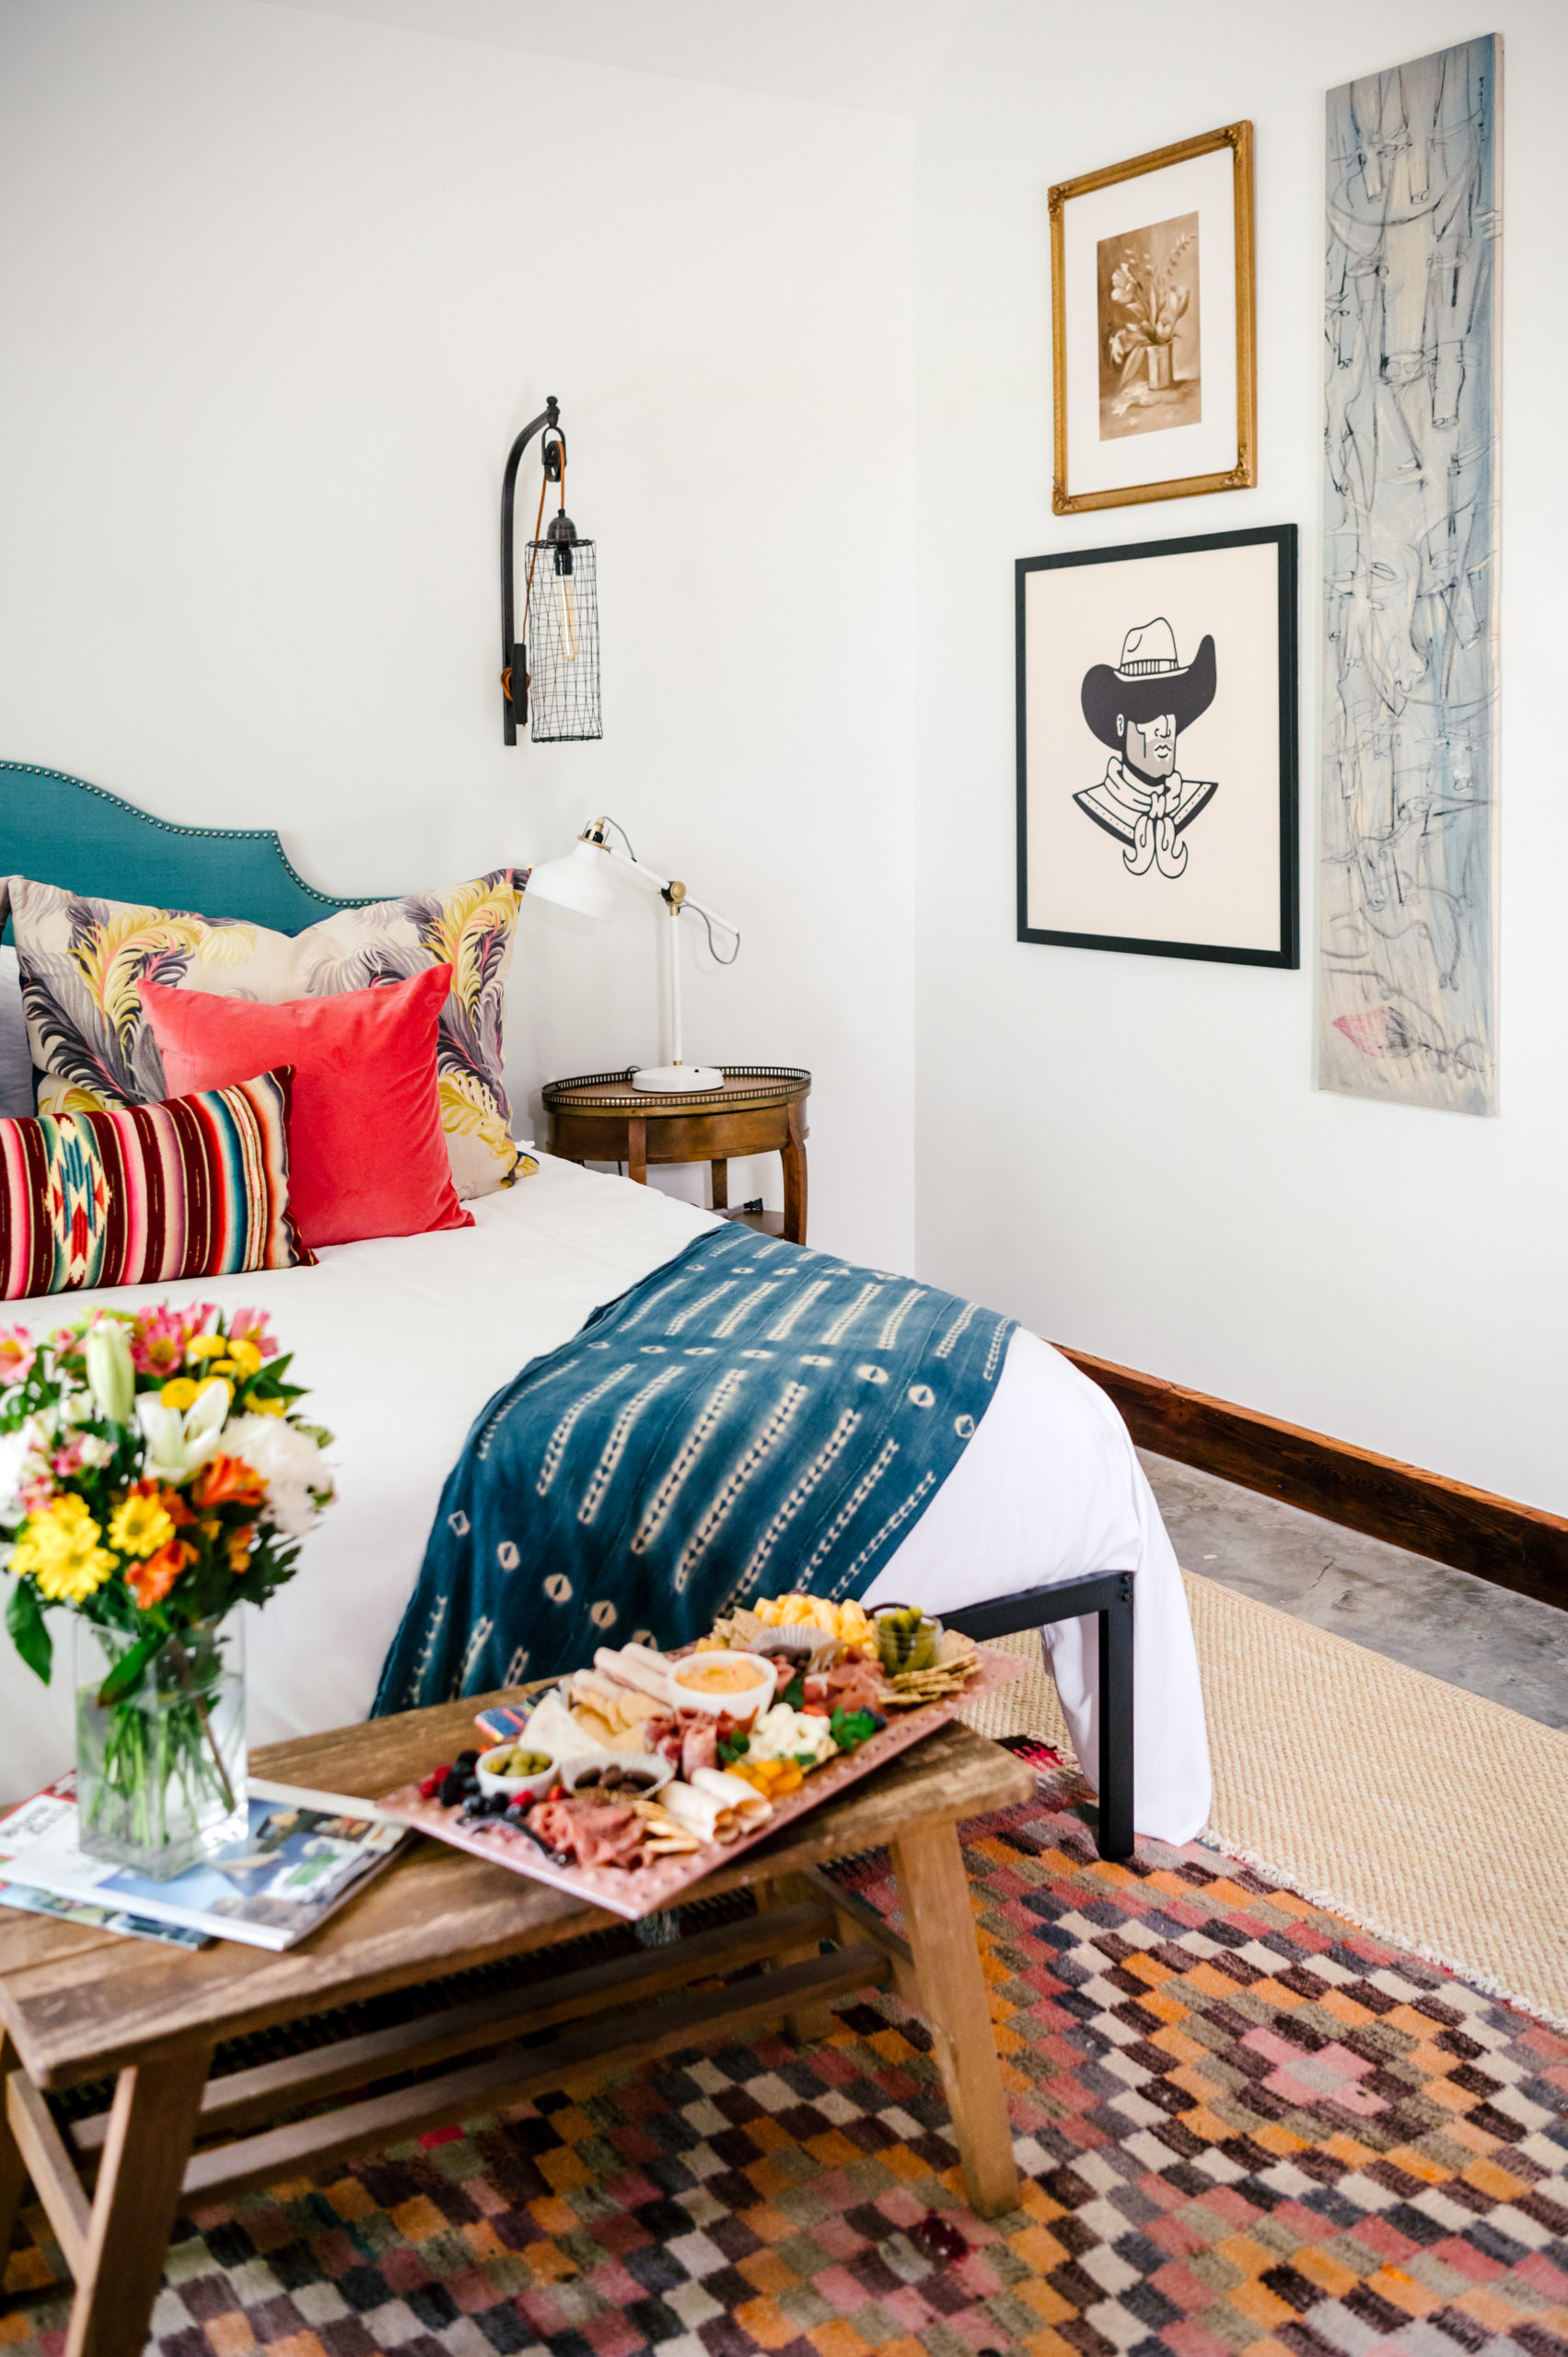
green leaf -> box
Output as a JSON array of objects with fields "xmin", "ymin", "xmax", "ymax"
[
  {"xmin": 97, "ymin": 1631, "xmax": 166, "ymax": 1708},
  {"xmin": 6, "ymin": 1580, "xmax": 52, "ymax": 1684}
]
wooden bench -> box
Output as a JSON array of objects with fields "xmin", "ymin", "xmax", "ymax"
[{"xmin": 0, "ymin": 1699, "xmax": 1032, "ymax": 2357}]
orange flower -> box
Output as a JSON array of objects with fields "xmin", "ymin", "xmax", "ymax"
[
  {"xmin": 191, "ymin": 1456, "xmax": 265, "ymax": 1512},
  {"xmin": 125, "ymin": 1538, "xmax": 197, "ymax": 1610},
  {"xmin": 226, "ymin": 1523, "xmax": 256, "ymax": 1574},
  {"xmin": 161, "ymin": 1485, "xmax": 195, "ymax": 1529}
]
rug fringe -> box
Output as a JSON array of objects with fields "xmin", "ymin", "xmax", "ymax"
[{"xmin": 1200, "ymin": 1822, "xmax": 1568, "ymax": 2038}]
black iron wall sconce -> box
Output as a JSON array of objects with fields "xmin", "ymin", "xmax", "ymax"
[{"xmin": 500, "ymin": 394, "xmax": 602, "ymax": 745}]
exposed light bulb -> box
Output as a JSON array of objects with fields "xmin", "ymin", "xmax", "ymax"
[{"xmin": 554, "ymin": 546, "xmax": 579, "ymax": 663}]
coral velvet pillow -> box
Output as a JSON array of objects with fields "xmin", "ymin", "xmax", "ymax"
[
  {"xmin": 0, "ymin": 1070, "xmax": 314, "ymax": 1299},
  {"xmin": 141, "ymin": 966, "xmax": 472, "ymax": 1250}
]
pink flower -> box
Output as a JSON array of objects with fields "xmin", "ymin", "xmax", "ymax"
[
  {"xmin": 0, "ymin": 1329, "xmax": 37, "ymax": 1387},
  {"xmin": 226, "ymin": 1308, "xmax": 278, "ymax": 1361},
  {"xmin": 52, "ymin": 1439, "xmax": 84, "ymax": 1478},
  {"xmin": 179, "ymin": 1303, "xmax": 219, "ymax": 1343},
  {"xmin": 18, "ymin": 1473, "xmax": 54, "ymax": 1515},
  {"xmin": 129, "ymin": 1307, "xmax": 190, "ymax": 1377}
]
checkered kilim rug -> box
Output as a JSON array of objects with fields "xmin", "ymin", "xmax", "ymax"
[{"xmin": 4, "ymin": 1740, "xmax": 1567, "ymax": 2357}]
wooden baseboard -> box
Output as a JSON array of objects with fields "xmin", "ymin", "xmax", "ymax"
[{"xmin": 1054, "ymin": 1344, "xmax": 1568, "ymax": 1614}]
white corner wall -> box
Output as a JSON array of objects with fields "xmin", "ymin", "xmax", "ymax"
[
  {"xmin": 913, "ymin": 0, "xmax": 1568, "ymax": 1511},
  {"xmin": 0, "ymin": 0, "xmax": 916, "ymax": 1267}
]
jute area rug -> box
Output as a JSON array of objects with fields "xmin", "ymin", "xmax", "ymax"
[{"xmin": 963, "ymin": 1570, "xmax": 1568, "ymax": 2033}]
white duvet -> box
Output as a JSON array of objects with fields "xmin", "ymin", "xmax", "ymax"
[{"xmin": 0, "ymin": 1156, "xmax": 1211, "ymax": 1840}]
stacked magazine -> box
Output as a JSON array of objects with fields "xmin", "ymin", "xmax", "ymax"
[{"xmin": 0, "ymin": 1776, "xmax": 409, "ymax": 1953}]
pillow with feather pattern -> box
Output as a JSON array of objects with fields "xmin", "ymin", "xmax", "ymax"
[{"xmin": 6, "ymin": 870, "xmax": 535, "ymax": 1202}]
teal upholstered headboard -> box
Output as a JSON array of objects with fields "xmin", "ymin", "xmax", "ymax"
[{"xmin": 0, "ymin": 762, "xmax": 379, "ymax": 935}]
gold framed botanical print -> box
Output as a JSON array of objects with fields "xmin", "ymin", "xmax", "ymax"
[{"xmin": 1050, "ymin": 122, "xmax": 1256, "ymax": 514}]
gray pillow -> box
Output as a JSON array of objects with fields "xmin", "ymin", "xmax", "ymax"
[{"xmin": 0, "ymin": 948, "xmax": 33, "ymax": 1120}]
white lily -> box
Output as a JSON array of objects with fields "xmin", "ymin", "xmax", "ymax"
[
  {"xmin": 86, "ymin": 1325, "xmax": 135, "ymax": 1426},
  {"xmin": 136, "ymin": 1378, "xmax": 232, "ymax": 1483}
]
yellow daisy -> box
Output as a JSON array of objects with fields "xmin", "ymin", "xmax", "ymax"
[
  {"xmin": 13, "ymin": 1496, "xmax": 116, "ymax": 1604},
  {"xmin": 108, "ymin": 1491, "xmax": 175, "ymax": 1562}
]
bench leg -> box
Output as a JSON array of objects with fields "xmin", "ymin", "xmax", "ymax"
[
  {"xmin": 0, "ymin": 2032, "xmax": 29, "ymax": 2265},
  {"xmin": 757, "ymin": 1872, "xmax": 837, "ymax": 2043},
  {"xmin": 890, "ymin": 1820, "xmax": 1018, "ymax": 2219},
  {"xmin": 1097, "ymin": 1576, "xmax": 1135, "ymax": 1863},
  {"xmin": 65, "ymin": 2044, "xmax": 212, "ymax": 2357}
]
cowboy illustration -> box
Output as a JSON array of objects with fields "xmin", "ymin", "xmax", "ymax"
[{"xmin": 1075, "ymin": 618, "xmax": 1218, "ymax": 878}]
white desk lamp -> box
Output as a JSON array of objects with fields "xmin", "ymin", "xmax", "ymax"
[{"xmin": 527, "ymin": 817, "xmax": 740, "ymax": 1093}]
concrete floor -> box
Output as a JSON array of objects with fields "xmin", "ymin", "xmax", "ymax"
[{"xmin": 1140, "ymin": 1449, "xmax": 1568, "ymax": 1734}]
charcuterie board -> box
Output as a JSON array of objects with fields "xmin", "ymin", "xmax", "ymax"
[{"xmin": 377, "ymin": 1642, "xmax": 1025, "ymax": 1922}]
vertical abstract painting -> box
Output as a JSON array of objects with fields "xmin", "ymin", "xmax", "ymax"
[{"xmin": 1318, "ymin": 36, "xmax": 1502, "ymax": 1115}]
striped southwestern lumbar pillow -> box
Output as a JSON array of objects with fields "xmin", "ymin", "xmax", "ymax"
[{"xmin": 0, "ymin": 1068, "xmax": 315, "ymax": 1298}]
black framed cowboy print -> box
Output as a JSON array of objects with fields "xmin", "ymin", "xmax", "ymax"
[{"xmin": 1016, "ymin": 524, "xmax": 1298, "ymax": 967}]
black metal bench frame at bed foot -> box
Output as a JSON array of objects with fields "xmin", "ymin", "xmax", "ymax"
[{"xmin": 941, "ymin": 1570, "xmax": 1134, "ymax": 1864}]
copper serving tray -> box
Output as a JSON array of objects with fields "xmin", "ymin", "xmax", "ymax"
[{"xmin": 377, "ymin": 1645, "xmax": 1025, "ymax": 1922}]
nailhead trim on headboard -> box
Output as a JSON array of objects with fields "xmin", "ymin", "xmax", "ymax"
[{"xmin": 1, "ymin": 763, "xmax": 382, "ymax": 911}]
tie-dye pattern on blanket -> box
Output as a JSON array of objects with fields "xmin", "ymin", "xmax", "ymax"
[{"xmin": 374, "ymin": 1225, "xmax": 1015, "ymax": 1711}]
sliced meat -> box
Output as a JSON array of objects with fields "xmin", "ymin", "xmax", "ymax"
[
  {"xmin": 525, "ymin": 1794, "xmax": 646, "ymax": 1870},
  {"xmin": 681, "ymin": 1719, "xmax": 719, "ymax": 1781},
  {"xmin": 825, "ymin": 1662, "xmax": 887, "ymax": 1714}
]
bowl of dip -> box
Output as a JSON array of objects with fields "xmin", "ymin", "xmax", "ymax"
[
  {"xmin": 671, "ymin": 1651, "xmax": 778, "ymax": 1724},
  {"xmin": 475, "ymin": 1745, "xmax": 561, "ymax": 1801}
]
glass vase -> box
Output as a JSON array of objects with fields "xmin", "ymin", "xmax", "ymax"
[{"xmin": 75, "ymin": 1614, "xmax": 248, "ymax": 1879}]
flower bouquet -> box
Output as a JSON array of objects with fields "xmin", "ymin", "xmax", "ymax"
[{"xmin": 0, "ymin": 1304, "xmax": 333, "ymax": 1876}]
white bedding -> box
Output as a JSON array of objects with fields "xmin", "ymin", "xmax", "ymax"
[{"xmin": 0, "ymin": 1156, "xmax": 1211, "ymax": 1840}]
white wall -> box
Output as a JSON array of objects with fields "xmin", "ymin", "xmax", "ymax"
[
  {"xmin": 913, "ymin": 0, "xmax": 1568, "ymax": 1511},
  {"xmin": 6, "ymin": 0, "xmax": 1564, "ymax": 1514},
  {"xmin": 0, "ymin": 0, "xmax": 916, "ymax": 1264}
]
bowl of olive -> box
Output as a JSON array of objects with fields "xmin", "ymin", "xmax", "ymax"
[
  {"xmin": 475, "ymin": 1744, "xmax": 560, "ymax": 1800},
  {"xmin": 873, "ymin": 1604, "xmax": 943, "ymax": 1675}
]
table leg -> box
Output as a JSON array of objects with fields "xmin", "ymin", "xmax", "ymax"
[
  {"xmin": 782, "ymin": 1100, "xmax": 807, "ymax": 1244},
  {"xmin": 890, "ymin": 1822, "xmax": 1018, "ymax": 2219},
  {"xmin": 0, "ymin": 2031, "xmax": 29, "ymax": 2266},
  {"xmin": 710, "ymin": 1158, "xmax": 729, "ymax": 1213},
  {"xmin": 65, "ymin": 2043, "xmax": 213, "ymax": 2357},
  {"xmin": 626, "ymin": 1119, "xmax": 647, "ymax": 1187}
]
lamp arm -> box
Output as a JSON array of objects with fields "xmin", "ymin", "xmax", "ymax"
[
  {"xmin": 597, "ymin": 840, "xmax": 740, "ymax": 944},
  {"xmin": 500, "ymin": 395, "xmax": 562, "ymax": 744}
]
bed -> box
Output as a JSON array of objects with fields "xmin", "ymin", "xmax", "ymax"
[{"xmin": 0, "ymin": 764, "xmax": 1212, "ymax": 1846}]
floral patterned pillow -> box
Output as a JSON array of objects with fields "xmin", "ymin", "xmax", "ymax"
[{"xmin": 6, "ymin": 871, "xmax": 535, "ymax": 1202}]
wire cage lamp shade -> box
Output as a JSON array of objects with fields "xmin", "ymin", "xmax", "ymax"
[{"xmin": 525, "ymin": 524, "xmax": 601, "ymax": 742}]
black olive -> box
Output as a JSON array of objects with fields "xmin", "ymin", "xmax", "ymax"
[
  {"xmin": 438, "ymin": 1773, "xmax": 467, "ymax": 1807},
  {"xmin": 456, "ymin": 1749, "xmax": 480, "ymax": 1771}
]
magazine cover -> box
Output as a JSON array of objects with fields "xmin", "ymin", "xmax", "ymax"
[
  {"xmin": 6, "ymin": 1788, "xmax": 408, "ymax": 1953},
  {"xmin": 0, "ymin": 1774, "xmax": 207, "ymax": 1950}
]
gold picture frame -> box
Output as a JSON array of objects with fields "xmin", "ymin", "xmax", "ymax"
[{"xmin": 1050, "ymin": 122, "xmax": 1256, "ymax": 515}]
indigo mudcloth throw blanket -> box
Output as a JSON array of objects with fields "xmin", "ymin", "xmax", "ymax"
[{"xmin": 375, "ymin": 1224, "xmax": 1016, "ymax": 1711}]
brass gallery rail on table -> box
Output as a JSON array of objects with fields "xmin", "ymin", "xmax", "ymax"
[{"xmin": 0, "ymin": 1697, "xmax": 1031, "ymax": 2357}]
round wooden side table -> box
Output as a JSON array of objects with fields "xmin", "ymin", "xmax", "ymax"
[{"xmin": 541, "ymin": 1065, "xmax": 811, "ymax": 1244}]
